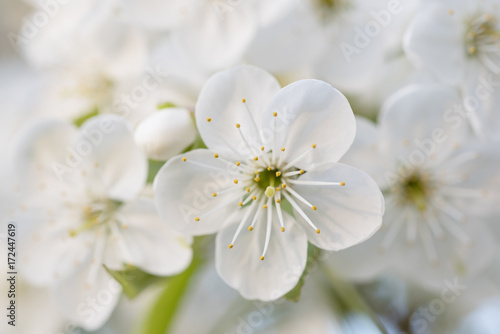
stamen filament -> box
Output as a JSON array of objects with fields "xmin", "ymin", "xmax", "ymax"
[
  {"xmin": 261, "ymin": 198, "xmax": 273, "ymax": 260},
  {"xmin": 282, "ymin": 192, "xmax": 320, "ymax": 233}
]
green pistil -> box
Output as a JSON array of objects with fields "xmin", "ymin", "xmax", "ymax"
[{"xmin": 255, "ymin": 168, "xmax": 282, "ymax": 191}]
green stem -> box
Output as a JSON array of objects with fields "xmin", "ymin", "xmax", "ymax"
[
  {"xmin": 139, "ymin": 255, "xmax": 203, "ymax": 334},
  {"xmin": 321, "ymin": 265, "xmax": 389, "ymax": 334}
]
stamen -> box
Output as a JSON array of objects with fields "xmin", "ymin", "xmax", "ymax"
[
  {"xmin": 406, "ymin": 214, "xmax": 417, "ymax": 246},
  {"xmin": 379, "ymin": 210, "xmax": 407, "ymax": 252},
  {"xmin": 229, "ymin": 200, "xmax": 258, "ymax": 249},
  {"xmin": 283, "ymin": 170, "xmax": 304, "ymax": 177},
  {"xmin": 261, "ymin": 198, "xmax": 273, "ymax": 260},
  {"xmin": 419, "ymin": 224, "xmax": 439, "ymax": 266},
  {"xmin": 440, "ymin": 214, "xmax": 472, "ymax": 246},
  {"xmin": 288, "ymin": 180, "xmax": 346, "ymax": 187},
  {"xmin": 282, "ymin": 192, "xmax": 320, "ymax": 233},
  {"xmin": 249, "ymin": 197, "xmax": 266, "ymax": 230},
  {"xmin": 282, "ymin": 146, "xmax": 316, "ymax": 170},
  {"xmin": 283, "ymin": 184, "xmax": 314, "ymax": 208},
  {"xmin": 275, "ymin": 193, "xmax": 285, "ymax": 232},
  {"xmin": 206, "ymin": 117, "xmax": 212, "ymax": 122}
]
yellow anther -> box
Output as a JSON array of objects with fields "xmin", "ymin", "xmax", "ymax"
[
  {"xmin": 195, "ymin": 217, "xmax": 200, "ymax": 221},
  {"xmin": 207, "ymin": 117, "xmax": 212, "ymax": 122},
  {"xmin": 242, "ymin": 98, "xmax": 246, "ymax": 103},
  {"xmin": 273, "ymin": 112, "xmax": 277, "ymax": 117},
  {"xmin": 312, "ymin": 206, "xmax": 317, "ymax": 210},
  {"xmin": 316, "ymin": 229, "xmax": 321, "ymax": 234},
  {"xmin": 254, "ymin": 177, "xmax": 260, "ymax": 182},
  {"xmin": 212, "ymin": 192, "xmax": 217, "ymax": 197},
  {"xmin": 122, "ymin": 224, "xmax": 128, "ymax": 229},
  {"xmin": 248, "ymin": 226, "xmax": 254, "ymax": 231},
  {"xmin": 238, "ymin": 202, "xmax": 243, "ymax": 207},
  {"xmin": 236, "ymin": 161, "xmax": 241, "ymax": 166},
  {"xmin": 267, "ymin": 166, "xmax": 272, "ymax": 171},
  {"xmin": 254, "ymin": 157, "xmax": 259, "ymax": 161},
  {"xmin": 245, "ymin": 187, "xmax": 251, "ymax": 192},
  {"xmin": 214, "ymin": 153, "xmax": 219, "ymax": 158},
  {"xmin": 276, "ymin": 187, "xmax": 280, "ymax": 191},
  {"xmin": 261, "ymin": 146, "xmax": 264, "ymax": 151},
  {"xmin": 234, "ymin": 179, "xmax": 239, "ymax": 184},
  {"xmin": 263, "ymin": 205, "xmax": 268, "ymax": 209},
  {"xmin": 281, "ymin": 147, "xmax": 285, "ymax": 151},
  {"xmin": 236, "ymin": 123, "xmax": 241, "ymax": 128},
  {"xmin": 182, "ymin": 157, "xmax": 187, "ymax": 162},
  {"xmin": 340, "ymin": 182, "xmax": 346, "ymax": 186},
  {"xmin": 469, "ymin": 46, "xmax": 477, "ymax": 54},
  {"xmin": 281, "ymin": 227, "xmax": 285, "ymax": 232},
  {"xmin": 255, "ymin": 170, "xmax": 260, "ymax": 174},
  {"xmin": 260, "ymin": 256, "xmax": 265, "ymax": 261},
  {"xmin": 282, "ymin": 184, "xmax": 287, "ymax": 188},
  {"xmin": 276, "ymin": 198, "xmax": 281, "ymax": 203},
  {"xmin": 299, "ymin": 169, "xmax": 304, "ymax": 174},
  {"xmin": 252, "ymin": 195, "xmax": 257, "ymax": 200},
  {"xmin": 276, "ymin": 171, "xmax": 281, "ymax": 177},
  {"xmin": 69, "ymin": 230, "xmax": 77, "ymax": 237},
  {"xmin": 228, "ymin": 244, "xmax": 233, "ymax": 249},
  {"xmin": 449, "ymin": 9, "xmax": 454, "ymax": 15},
  {"xmin": 312, "ymin": 144, "xmax": 317, "ymax": 149}
]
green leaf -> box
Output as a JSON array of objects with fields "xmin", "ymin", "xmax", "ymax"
[
  {"xmin": 140, "ymin": 255, "xmax": 202, "ymax": 334},
  {"xmin": 73, "ymin": 108, "xmax": 99, "ymax": 127},
  {"xmin": 103, "ymin": 264, "xmax": 165, "ymax": 299}
]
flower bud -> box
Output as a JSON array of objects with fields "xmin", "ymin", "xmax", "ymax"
[{"xmin": 134, "ymin": 108, "xmax": 197, "ymax": 161}]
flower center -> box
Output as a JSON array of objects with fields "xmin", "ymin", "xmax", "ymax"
[
  {"xmin": 465, "ymin": 13, "xmax": 500, "ymax": 73},
  {"xmin": 393, "ymin": 171, "xmax": 433, "ymax": 211},
  {"xmin": 313, "ymin": 0, "xmax": 350, "ymax": 21},
  {"xmin": 69, "ymin": 199, "xmax": 121, "ymax": 237}
]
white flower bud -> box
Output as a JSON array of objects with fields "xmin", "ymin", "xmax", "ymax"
[{"xmin": 134, "ymin": 108, "xmax": 197, "ymax": 161}]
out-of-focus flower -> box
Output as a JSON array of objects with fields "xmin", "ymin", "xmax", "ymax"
[
  {"xmin": 134, "ymin": 108, "xmax": 198, "ymax": 161},
  {"xmin": 14, "ymin": 115, "xmax": 192, "ymax": 330},
  {"xmin": 404, "ymin": 0, "xmax": 500, "ymax": 86},
  {"xmin": 328, "ymin": 84, "xmax": 500, "ymax": 290},
  {"xmin": 154, "ymin": 65, "xmax": 384, "ymax": 300}
]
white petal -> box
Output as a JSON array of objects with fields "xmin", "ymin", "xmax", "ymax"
[
  {"xmin": 403, "ymin": 4, "xmax": 466, "ymax": 85},
  {"xmin": 171, "ymin": 2, "xmax": 257, "ymax": 70},
  {"xmin": 54, "ymin": 265, "xmax": 121, "ymax": 331},
  {"xmin": 340, "ymin": 116, "xmax": 395, "ymax": 189},
  {"xmin": 78, "ymin": 115, "xmax": 148, "ymax": 201},
  {"xmin": 103, "ymin": 198, "xmax": 193, "ymax": 276},
  {"xmin": 289, "ymin": 162, "xmax": 384, "ymax": 251},
  {"xmin": 379, "ymin": 84, "xmax": 468, "ymax": 167},
  {"xmin": 154, "ymin": 149, "xmax": 241, "ymax": 236},
  {"xmin": 134, "ymin": 108, "xmax": 197, "ymax": 161},
  {"xmin": 261, "ymin": 79, "xmax": 355, "ymax": 169},
  {"xmin": 215, "ymin": 210, "xmax": 308, "ymax": 301},
  {"xmin": 195, "ymin": 65, "xmax": 281, "ymax": 158}
]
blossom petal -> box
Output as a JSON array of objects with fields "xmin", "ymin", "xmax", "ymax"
[
  {"xmin": 261, "ymin": 79, "xmax": 355, "ymax": 169},
  {"xmin": 78, "ymin": 115, "xmax": 148, "ymax": 201},
  {"xmin": 403, "ymin": 4, "xmax": 466, "ymax": 85},
  {"xmin": 103, "ymin": 198, "xmax": 193, "ymax": 276},
  {"xmin": 215, "ymin": 210, "xmax": 308, "ymax": 301},
  {"xmin": 379, "ymin": 84, "xmax": 468, "ymax": 168},
  {"xmin": 154, "ymin": 149, "xmax": 241, "ymax": 236},
  {"xmin": 195, "ymin": 65, "xmax": 281, "ymax": 158},
  {"xmin": 341, "ymin": 116, "xmax": 395, "ymax": 189},
  {"xmin": 54, "ymin": 265, "xmax": 121, "ymax": 331},
  {"xmin": 289, "ymin": 162, "xmax": 384, "ymax": 251}
]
